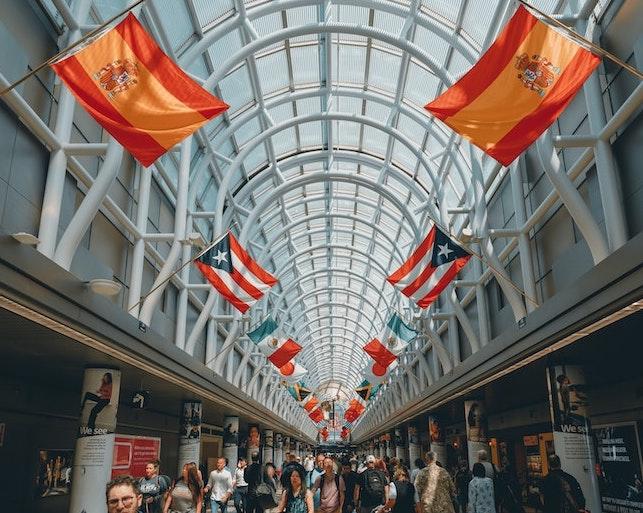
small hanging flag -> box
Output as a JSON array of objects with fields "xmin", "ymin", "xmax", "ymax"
[{"xmin": 363, "ymin": 313, "xmax": 417, "ymax": 368}]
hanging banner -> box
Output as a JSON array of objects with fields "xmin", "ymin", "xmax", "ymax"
[
  {"xmin": 547, "ymin": 365, "xmax": 601, "ymax": 513},
  {"xmin": 111, "ymin": 435, "xmax": 161, "ymax": 478},
  {"xmin": 594, "ymin": 422, "xmax": 643, "ymax": 513},
  {"xmin": 223, "ymin": 416, "xmax": 239, "ymax": 473},
  {"xmin": 70, "ymin": 368, "xmax": 121, "ymax": 513},
  {"xmin": 430, "ymin": 414, "xmax": 448, "ymax": 466},
  {"xmin": 178, "ymin": 401, "xmax": 201, "ymax": 475}
]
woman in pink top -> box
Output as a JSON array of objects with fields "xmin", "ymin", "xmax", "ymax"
[{"xmin": 80, "ymin": 372, "xmax": 113, "ymax": 432}]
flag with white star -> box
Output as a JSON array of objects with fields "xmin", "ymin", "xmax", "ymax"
[
  {"xmin": 387, "ymin": 225, "xmax": 471, "ymax": 309},
  {"xmin": 195, "ymin": 231, "xmax": 277, "ymax": 313}
]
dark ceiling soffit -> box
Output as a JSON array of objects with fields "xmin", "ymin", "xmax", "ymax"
[
  {"xmin": 355, "ymin": 231, "xmax": 643, "ymax": 440},
  {"xmin": 0, "ymin": 232, "xmax": 313, "ymax": 442}
]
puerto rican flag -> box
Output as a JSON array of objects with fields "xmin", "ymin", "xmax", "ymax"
[
  {"xmin": 195, "ymin": 232, "xmax": 277, "ymax": 313},
  {"xmin": 387, "ymin": 225, "xmax": 471, "ymax": 309},
  {"xmin": 364, "ymin": 359, "xmax": 398, "ymax": 384},
  {"xmin": 363, "ymin": 313, "xmax": 417, "ymax": 368},
  {"xmin": 247, "ymin": 317, "xmax": 302, "ymax": 369}
]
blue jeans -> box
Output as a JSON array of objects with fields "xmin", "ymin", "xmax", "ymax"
[
  {"xmin": 212, "ymin": 498, "xmax": 228, "ymax": 513},
  {"xmin": 234, "ymin": 487, "xmax": 248, "ymax": 513}
]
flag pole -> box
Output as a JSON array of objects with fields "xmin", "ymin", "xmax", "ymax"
[
  {"xmin": 127, "ymin": 234, "xmax": 222, "ymax": 314},
  {"xmin": 0, "ymin": 0, "xmax": 148, "ymax": 97},
  {"xmin": 517, "ymin": 0, "xmax": 642, "ymax": 80}
]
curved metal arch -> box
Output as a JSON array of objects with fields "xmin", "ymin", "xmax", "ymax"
[
  {"xmin": 301, "ymin": 342, "xmax": 368, "ymax": 379},
  {"xmin": 271, "ymin": 266, "xmax": 396, "ymax": 313},
  {"xmin": 256, "ymin": 212, "xmax": 410, "ymax": 266},
  {"xmin": 292, "ymin": 311, "xmax": 376, "ymax": 348},
  {"xmin": 182, "ymin": 0, "xmax": 478, "ymax": 69},
  {"xmin": 283, "ymin": 287, "xmax": 388, "ymax": 332},
  {"xmin": 214, "ymin": 113, "xmax": 447, "ymax": 235}
]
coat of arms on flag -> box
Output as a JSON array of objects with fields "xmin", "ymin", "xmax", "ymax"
[
  {"xmin": 51, "ymin": 13, "xmax": 228, "ymax": 167},
  {"xmin": 387, "ymin": 225, "xmax": 471, "ymax": 309},
  {"xmin": 425, "ymin": 5, "xmax": 600, "ymax": 166},
  {"xmin": 363, "ymin": 313, "xmax": 417, "ymax": 368},
  {"xmin": 195, "ymin": 232, "xmax": 277, "ymax": 313}
]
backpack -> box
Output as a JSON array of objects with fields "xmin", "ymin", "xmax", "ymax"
[
  {"xmin": 363, "ymin": 470, "xmax": 385, "ymax": 502},
  {"xmin": 391, "ymin": 481, "xmax": 415, "ymax": 512},
  {"xmin": 320, "ymin": 473, "xmax": 340, "ymax": 493}
]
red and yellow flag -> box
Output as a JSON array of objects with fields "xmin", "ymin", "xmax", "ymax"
[
  {"xmin": 425, "ymin": 5, "xmax": 600, "ymax": 166},
  {"xmin": 51, "ymin": 14, "xmax": 228, "ymax": 167}
]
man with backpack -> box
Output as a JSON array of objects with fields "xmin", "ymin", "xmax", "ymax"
[
  {"xmin": 138, "ymin": 460, "xmax": 170, "ymax": 513},
  {"xmin": 354, "ymin": 455, "xmax": 387, "ymax": 513},
  {"xmin": 311, "ymin": 457, "xmax": 346, "ymax": 513},
  {"xmin": 541, "ymin": 454, "xmax": 586, "ymax": 513}
]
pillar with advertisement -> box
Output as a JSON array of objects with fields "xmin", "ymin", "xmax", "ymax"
[
  {"xmin": 178, "ymin": 401, "xmax": 202, "ymax": 475},
  {"xmin": 223, "ymin": 415, "xmax": 239, "ymax": 473},
  {"xmin": 395, "ymin": 427, "xmax": 406, "ymax": 461},
  {"xmin": 429, "ymin": 414, "xmax": 448, "ymax": 466},
  {"xmin": 464, "ymin": 401, "xmax": 489, "ymax": 469},
  {"xmin": 547, "ymin": 365, "xmax": 601, "ymax": 513},
  {"xmin": 70, "ymin": 367, "xmax": 121, "ymax": 513},
  {"xmin": 408, "ymin": 423, "xmax": 421, "ymax": 467},
  {"xmin": 274, "ymin": 433, "xmax": 283, "ymax": 468},
  {"xmin": 263, "ymin": 429, "xmax": 273, "ymax": 464},
  {"xmin": 246, "ymin": 423, "xmax": 261, "ymax": 459}
]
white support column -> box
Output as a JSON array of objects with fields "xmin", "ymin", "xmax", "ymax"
[
  {"xmin": 38, "ymin": 0, "xmax": 91, "ymax": 257},
  {"xmin": 510, "ymin": 161, "xmax": 539, "ymax": 313},
  {"xmin": 53, "ymin": 139, "xmax": 123, "ymax": 269},
  {"xmin": 583, "ymin": 68, "xmax": 628, "ymax": 251},
  {"xmin": 127, "ymin": 165, "xmax": 152, "ymax": 316},
  {"xmin": 140, "ymin": 138, "xmax": 192, "ymax": 325},
  {"xmin": 175, "ymin": 213, "xmax": 192, "ymax": 350}
]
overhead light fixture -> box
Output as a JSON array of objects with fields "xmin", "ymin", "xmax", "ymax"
[
  {"xmin": 459, "ymin": 228, "xmax": 474, "ymax": 243},
  {"xmin": 11, "ymin": 232, "xmax": 40, "ymax": 245},
  {"xmin": 87, "ymin": 278, "xmax": 122, "ymax": 297}
]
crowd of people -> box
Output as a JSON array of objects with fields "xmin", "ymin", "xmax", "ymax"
[{"xmin": 104, "ymin": 449, "xmax": 585, "ymax": 513}]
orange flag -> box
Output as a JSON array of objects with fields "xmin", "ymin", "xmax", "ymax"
[
  {"xmin": 426, "ymin": 6, "xmax": 599, "ymax": 166},
  {"xmin": 51, "ymin": 14, "xmax": 228, "ymax": 167},
  {"xmin": 309, "ymin": 407, "xmax": 324, "ymax": 423}
]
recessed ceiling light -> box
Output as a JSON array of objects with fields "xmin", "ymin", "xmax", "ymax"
[{"xmin": 87, "ymin": 279, "xmax": 122, "ymax": 297}]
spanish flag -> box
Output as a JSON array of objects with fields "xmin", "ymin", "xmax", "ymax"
[
  {"xmin": 426, "ymin": 5, "xmax": 600, "ymax": 166},
  {"xmin": 51, "ymin": 14, "xmax": 228, "ymax": 167}
]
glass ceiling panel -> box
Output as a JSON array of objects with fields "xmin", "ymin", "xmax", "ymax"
[{"xmin": 90, "ymin": 0, "xmax": 581, "ymax": 428}]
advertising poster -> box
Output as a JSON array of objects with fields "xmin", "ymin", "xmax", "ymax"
[
  {"xmin": 36, "ymin": 449, "xmax": 73, "ymax": 498},
  {"xmin": 430, "ymin": 414, "xmax": 448, "ymax": 467},
  {"xmin": 594, "ymin": 423, "xmax": 643, "ymax": 513},
  {"xmin": 247, "ymin": 424, "xmax": 260, "ymax": 457},
  {"xmin": 178, "ymin": 401, "xmax": 201, "ymax": 474},
  {"xmin": 408, "ymin": 424, "xmax": 421, "ymax": 466},
  {"xmin": 274, "ymin": 433, "xmax": 283, "ymax": 468},
  {"xmin": 111, "ymin": 435, "xmax": 161, "ymax": 478},
  {"xmin": 547, "ymin": 365, "xmax": 601, "ymax": 513},
  {"xmin": 70, "ymin": 367, "xmax": 121, "ymax": 513}
]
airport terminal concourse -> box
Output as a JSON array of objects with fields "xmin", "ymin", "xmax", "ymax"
[{"xmin": 0, "ymin": 0, "xmax": 641, "ymax": 512}]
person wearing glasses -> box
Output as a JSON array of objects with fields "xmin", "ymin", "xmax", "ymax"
[{"xmin": 107, "ymin": 475, "xmax": 143, "ymax": 513}]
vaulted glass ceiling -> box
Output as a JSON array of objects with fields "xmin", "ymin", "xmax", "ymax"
[{"xmin": 91, "ymin": 0, "xmax": 568, "ymax": 411}]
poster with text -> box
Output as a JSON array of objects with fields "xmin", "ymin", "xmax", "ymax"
[
  {"xmin": 594, "ymin": 423, "xmax": 643, "ymax": 513},
  {"xmin": 111, "ymin": 435, "xmax": 161, "ymax": 478}
]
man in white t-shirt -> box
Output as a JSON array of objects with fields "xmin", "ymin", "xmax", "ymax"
[
  {"xmin": 311, "ymin": 457, "xmax": 345, "ymax": 513},
  {"xmin": 205, "ymin": 457, "xmax": 233, "ymax": 513}
]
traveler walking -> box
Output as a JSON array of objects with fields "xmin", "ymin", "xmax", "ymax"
[
  {"xmin": 414, "ymin": 451, "xmax": 456, "ymax": 513},
  {"xmin": 541, "ymin": 455, "xmax": 586, "ymax": 513},
  {"xmin": 353, "ymin": 455, "xmax": 388, "ymax": 513},
  {"xmin": 246, "ymin": 452, "xmax": 264, "ymax": 513},
  {"xmin": 163, "ymin": 462, "xmax": 204, "ymax": 513},
  {"xmin": 108, "ymin": 475, "xmax": 143, "ymax": 513},
  {"xmin": 277, "ymin": 464, "xmax": 314, "ymax": 513},
  {"xmin": 139, "ymin": 460, "xmax": 170, "ymax": 513},
  {"xmin": 310, "ymin": 457, "xmax": 345, "ymax": 513},
  {"xmin": 234, "ymin": 457, "xmax": 249, "ymax": 513},
  {"xmin": 205, "ymin": 457, "xmax": 234, "ymax": 513},
  {"xmin": 382, "ymin": 466, "xmax": 417, "ymax": 513},
  {"xmin": 469, "ymin": 463, "xmax": 496, "ymax": 513},
  {"xmin": 340, "ymin": 459, "xmax": 359, "ymax": 513}
]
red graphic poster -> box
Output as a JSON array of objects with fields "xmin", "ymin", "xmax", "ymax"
[{"xmin": 111, "ymin": 435, "xmax": 161, "ymax": 478}]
